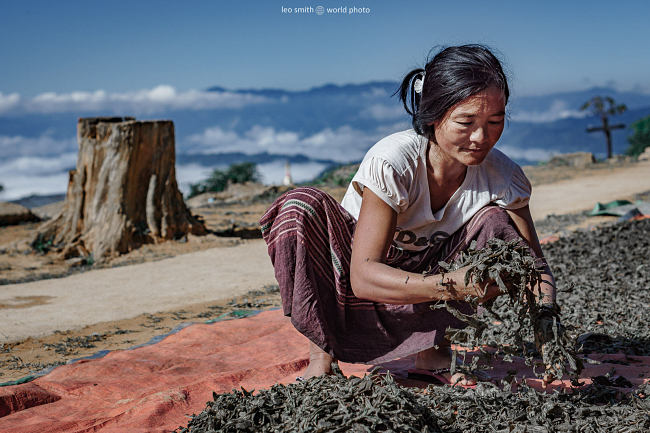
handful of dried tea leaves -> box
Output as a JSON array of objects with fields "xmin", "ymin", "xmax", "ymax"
[
  {"xmin": 177, "ymin": 369, "xmax": 441, "ymax": 432},
  {"xmin": 431, "ymin": 238, "xmax": 583, "ymax": 380}
]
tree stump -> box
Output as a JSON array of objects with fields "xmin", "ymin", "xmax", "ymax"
[{"xmin": 33, "ymin": 117, "xmax": 206, "ymax": 261}]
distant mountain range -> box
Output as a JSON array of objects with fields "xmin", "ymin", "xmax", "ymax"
[{"xmin": 1, "ymin": 82, "xmax": 649, "ymax": 200}]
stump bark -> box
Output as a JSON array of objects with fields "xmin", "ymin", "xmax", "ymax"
[{"xmin": 34, "ymin": 117, "xmax": 206, "ymax": 261}]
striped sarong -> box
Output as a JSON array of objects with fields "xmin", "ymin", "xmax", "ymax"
[{"xmin": 260, "ymin": 187, "xmax": 523, "ymax": 364}]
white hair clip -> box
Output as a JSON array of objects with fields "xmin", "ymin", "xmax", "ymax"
[{"xmin": 413, "ymin": 72, "xmax": 425, "ymax": 94}]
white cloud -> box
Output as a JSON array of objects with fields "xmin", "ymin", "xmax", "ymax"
[
  {"xmin": 360, "ymin": 103, "xmax": 406, "ymax": 121},
  {"xmin": 0, "ymin": 86, "xmax": 272, "ymax": 115},
  {"xmin": 361, "ymin": 87, "xmax": 390, "ymax": 98},
  {"xmin": 377, "ymin": 120, "xmax": 412, "ymax": 134},
  {"xmin": 0, "ymin": 158, "xmax": 335, "ymax": 201},
  {"xmin": 174, "ymin": 163, "xmax": 214, "ymax": 196},
  {"xmin": 0, "ymin": 134, "xmax": 77, "ymax": 158},
  {"xmin": 0, "ymin": 153, "xmax": 77, "ymax": 200},
  {"xmin": 0, "ymin": 128, "xmax": 559, "ymax": 201},
  {"xmin": 496, "ymin": 144, "xmax": 557, "ymax": 162},
  {"xmin": 0, "ymin": 92, "xmax": 21, "ymax": 112},
  {"xmin": 185, "ymin": 125, "xmax": 378, "ymax": 162},
  {"xmin": 510, "ymin": 100, "xmax": 588, "ymax": 123},
  {"xmin": 0, "ymin": 125, "xmax": 377, "ymax": 200},
  {"xmin": 0, "ymin": 152, "xmax": 77, "ymax": 175},
  {"xmin": 0, "ymin": 172, "xmax": 70, "ymax": 201}
]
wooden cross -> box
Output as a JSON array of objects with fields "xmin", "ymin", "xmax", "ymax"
[{"xmin": 586, "ymin": 117, "xmax": 625, "ymax": 159}]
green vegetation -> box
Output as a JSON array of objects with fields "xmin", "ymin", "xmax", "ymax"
[
  {"xmin": 0, "ymin": 184, "xmax": 4, "ymax": 193},
  {"xmin": 188, "ymin": 162, "xmax": 260, "ymax": 198},
  {"xmin": 626, "ymin": 114, "xmax": 650, "ymax": 157},
  {"xmin": 32, "ymin": 233, "xmax": 54, "ymax": 254},
  {"xmin": 310, "ymin": 163, "xmax": 359, "ymax": 187}
]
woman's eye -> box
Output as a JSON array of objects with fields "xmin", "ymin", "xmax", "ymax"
[
  {"xmin": 456, "ymin": 121, "xmax": 472, "ymax": 126},
  {"xmin": 489, "ymin": 120, "xmax": 504, "ymax": 125}
]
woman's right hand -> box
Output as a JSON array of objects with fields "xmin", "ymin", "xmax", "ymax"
[{"xmin": 448, "ymin": 265, "xmax": 503, "ymax": 303}]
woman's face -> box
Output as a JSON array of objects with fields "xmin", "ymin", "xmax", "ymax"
[{"xmin": 432, "ymin": 86, "xmax": 506, "ymax": 166}]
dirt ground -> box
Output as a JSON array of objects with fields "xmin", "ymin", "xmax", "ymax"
[
  {"xmin": 1, "ymin": 160, "xmax": 649, "ymax": 383},
  {"xmin": 0, "ymin": 286, "xmax": 283, "ymax": 384}
]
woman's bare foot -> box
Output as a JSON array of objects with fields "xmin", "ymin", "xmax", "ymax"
[
  {"xmin": 415, "ymin": 345, "xmax": 476, "ymax": 386},
  {"xmin": 300, "ymin": 341, "xmax": 338, "ymax": 380}
]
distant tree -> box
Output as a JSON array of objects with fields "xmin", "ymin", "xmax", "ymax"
[
  {"xmin": 188, "ymin": 162, "xmax": 260, "ymax": 198},
  {"xmin": 581, "ymin": 96, "xmax": 627, "ymax": 159},
  {"xmin": 626, "ymin": 115, "xmax": 650, "ymax": 157},
  {"xmin": 0, "ymin": 184, "xmax": 3, "ymax": 193},
  {"xmin": 225, "ymin": 162, "xmax": 260, "ymax": 184},
  {"xmin": 311, "ymin": 163, "xmax": 359, "ymax": 187}
]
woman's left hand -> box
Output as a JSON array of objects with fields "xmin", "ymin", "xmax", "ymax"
[
  {"xmin": 541, "ymin": 341, "xmax": 560, "ymax": 388},
  {"xmin": 537, "ymin": 313, "xmax": 563, "ymax": 388}
]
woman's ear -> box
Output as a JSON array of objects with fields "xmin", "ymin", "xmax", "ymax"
[{"xmin": 429, "ymin": 121, "xmax": 438, "ymax": 144}]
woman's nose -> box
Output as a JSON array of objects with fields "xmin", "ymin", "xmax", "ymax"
[{"xmin": 470, "ymin": 126, "xmax": 487, "ymax": 144}]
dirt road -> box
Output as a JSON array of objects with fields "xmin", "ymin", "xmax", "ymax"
[
  {"xmin": 1, "ymin": 240, "xmax": 275, "ymax": 342},
  {"xmin": 529, "ymin": 160, "xmax": 650, "ymax": 218},
  {"xmin": 1, "ymin": 160, "xmax": 649, "ymax": 343}
]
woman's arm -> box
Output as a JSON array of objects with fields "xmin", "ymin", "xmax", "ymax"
[
  {"xmin": 505, "ymin": 205, "xmax": 556, "ymax": 306},
  {"xmin": 506, "ymin": 206, "xmax": 561, "ymax": 387},
  {"xmin": 349, "ymin": 188, "xmax": 500, "ymax": 304}
]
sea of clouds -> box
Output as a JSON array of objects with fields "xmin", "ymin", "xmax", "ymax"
[
  {"xmin": 0, "ymin": 85, "xmax": 584, "ymax": 202},
  {"xmin": 0, "ymin": 86, "xmax": 270, "ymax": 115}
]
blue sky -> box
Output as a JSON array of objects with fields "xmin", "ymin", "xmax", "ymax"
[
  {"xmin": 1, "ymin": 0, "xmax": 650, "ymax": 97},
  {"xmin": 2, "ymin": 0, "xmax": 649, "ymax": 199}
]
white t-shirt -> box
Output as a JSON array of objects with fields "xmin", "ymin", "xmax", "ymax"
[{"xmin": 340, "ymin": 129, "xmax": 531, "ymax": 252}]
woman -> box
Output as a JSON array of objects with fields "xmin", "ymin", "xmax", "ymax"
[{"xmin": 260, "ymin": 45, "xmax": 556, "ymax": 385}]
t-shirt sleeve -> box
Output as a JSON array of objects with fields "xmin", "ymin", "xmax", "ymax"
[
  {"xmin": 350, "ymin": 156, "xmax": 410, "ymax": 213},
  {"xmin": 495, "ymin": 164, "xmax": 532, "ymax": 210}
]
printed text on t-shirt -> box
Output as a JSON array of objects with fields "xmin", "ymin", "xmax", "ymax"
[{"xmin": 394, "ymin": 228, "xmax": 450, "ymax": 248}]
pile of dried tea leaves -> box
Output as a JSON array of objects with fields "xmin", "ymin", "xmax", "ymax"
[
  {"xmin": 180, "ymin": 218, "xmax": 650, "ymax": 432},
  {"xmin": 177, "ymin": 369, "xmax": 442, "ymax": 432},
  {"xmin": 433, "ymin": 238, "xmax": 583, "ymax": 381},
  {"xmin": 544, "ymin": 218, "xmax": 650, "ymax": 356},
  {"xmin": 179, "ymin": 374, "xmax": 649, "ymax": 433},
  {"xmin": 426, "ymin": 380, "xmax": 649, "ymax": 432}
]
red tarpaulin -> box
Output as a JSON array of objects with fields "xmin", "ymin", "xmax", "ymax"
[{"xmin": 1, "ymin": 309, "xmax": 648, "ymax": 433}]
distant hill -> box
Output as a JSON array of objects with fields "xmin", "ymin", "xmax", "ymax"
[
  {"xmin": 176, "ymin": 152, "xmax": 339, "ymax": 168},
  {"xmin": 1, "ymin": 82, "xmax": 649, "ymax": 200}
]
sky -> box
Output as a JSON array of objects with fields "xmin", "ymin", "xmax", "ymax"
[{"xmin": 2, "ymin": 0, "xmax": 650, "ymax": 99}]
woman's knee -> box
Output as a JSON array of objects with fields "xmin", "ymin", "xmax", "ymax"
[
  {"xmin": 278, "ymin": 187, "xmax": 336, "ymax": 216},
  {"xmin": 262, "ymin": 187, "xmax": 329, "ymax": 237},
  {"xmin": 282, "ymin": 186, "xmax": 331, "ymax": 202},
  {"xmin": 472, "ymin": 205, "xmax": 522, "ymax": 243}
]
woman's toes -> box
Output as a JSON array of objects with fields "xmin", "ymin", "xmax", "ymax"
[
  {"xmin": 450, "ymin": 372, "xmax": 476, "ymax": 386},
  {"xmin": 301, "ymin": 359, "xmax": 336, "ymax": 379}
]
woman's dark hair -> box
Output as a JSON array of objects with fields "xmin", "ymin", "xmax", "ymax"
[{"xmin": 395, "ymin": 44, "xmax": 509, "ymax": 142}]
